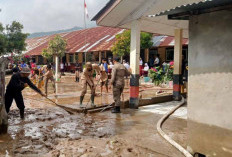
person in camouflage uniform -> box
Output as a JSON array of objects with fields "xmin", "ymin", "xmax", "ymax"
[
  {"xmin": 80, "ymin": 62, "xmax": 100, "ymax": 108},
  {"xmin": 111, "ymin": 57, "xmax": 131, "ymax": 113}
]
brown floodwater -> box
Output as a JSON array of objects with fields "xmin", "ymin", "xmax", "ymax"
[
  {"xmin": 0, "ymin": 108, "xmax": 187, "ymax": 157},
  {"xmin": 1, "ymin": 75, "xmax": 180, "ymax": 157}
]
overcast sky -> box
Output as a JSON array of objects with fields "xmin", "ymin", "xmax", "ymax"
[{"xmin": 0, "ymin": 0, "xmax": 109, "ymax": 33}]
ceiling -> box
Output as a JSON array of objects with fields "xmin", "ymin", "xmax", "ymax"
[{"xmin": 93, "ymin": 0, "xmax": 207, "ymax": 38}]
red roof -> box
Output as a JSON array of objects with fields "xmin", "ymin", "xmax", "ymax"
[
  {"xmin": 25, "ymin": 26, "xmax": 124, "ymax": 56},
  {"xmin": 25, "ymin": 27, "xmax": 189, "ymax": 56},
  {"xmin": 153, "ymin": 35, "xmax": 188, "ymax": 47}
]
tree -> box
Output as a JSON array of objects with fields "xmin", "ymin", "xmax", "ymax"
[
  {"xmin": 0, "ymin": 23, "xmax": 7, "ymax": 55},
  {"xmin": 6, "ymin": 21, "xmax": 28, "ymax": 54},
  {"xmin": 111, "ymin": 30, "xmax": 153, "ymax": 57},
  {"xmin": 42, "ymin": 35, "xmax": 67, "ymax": 81},
  {"xmin": 42, "ymin": 35, "xmax": 67, "ymax": 59},
  {"xmin": 42, "ymin": 48, "xmax": 53, "ymax": 62},
  {"xmin": 0, "ymin": 21, "xmax": 28, "ymax": 56}
]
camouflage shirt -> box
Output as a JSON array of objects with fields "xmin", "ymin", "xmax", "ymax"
[
  {"xmin": 111, "ymin": 63, "xmax": 131, "ymax": 86},
  {"xmin": 81, "ymin": 64, "xmax": 100, "ymax": 85}
]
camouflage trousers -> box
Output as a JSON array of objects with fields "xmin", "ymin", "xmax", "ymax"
[
  {"xmin": 81, "ymin": 80, "xmax": 95, "ymax": 96},
  {"xmin": 113, "ymin": 85, "xmax": 124, "ymax": 107}
]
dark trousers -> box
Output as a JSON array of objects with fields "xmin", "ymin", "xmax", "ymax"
[
  {"xmin": 76, "ymin": 77, "xmax": 79, "ymax": 82},
  {"xmin": 5, "ymin": 89, "xmax": 25, "ymax": 113}
]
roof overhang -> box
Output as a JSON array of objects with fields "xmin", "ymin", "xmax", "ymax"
[
  {"xmin": 151, "ymin": 0, "xmax": 232, "ymax": 20},
  {"xmin": 92, "ymin": 0, "xmax": 207, "ymax": 38}
]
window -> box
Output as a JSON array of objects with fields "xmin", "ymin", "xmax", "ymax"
[
  {"xmin": 75, "ymin": 54, "xmax": 78, "ymax": 63},
  {"xmin": 38, "ymin": 56, "xmax": 44, "ymax": 65},
  {"xmin": 165, "ymin": 48, "xmax": 188, "ymax": 61},
  {"xmin": 69, "ymin": 54, "xmax": 74, "ymax": 63},
  {"xmin": 166, "ymin": 48, "xmax": 174, "ymax": 61},
  {"xmin": 149, "ymin": 49, "xmax": 158, "ymax": 57}
]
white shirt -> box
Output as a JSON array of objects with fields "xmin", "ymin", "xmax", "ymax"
[
  {"xmin": 123, "ymin": 63, "xmax": 130, "ymax": 69},
  {"xmin": 154, "ymin": 58, "xmax": 160, "ymax": 65},
  {"xmin": 143, "ymin": 66, "xmax": 149, "ymax": 71},
  {"xmin": 109, "ymin": 63, "xmax": 114, "ymax": 69},
  {"xmin": 60, "ymin": 63, "xmax": 64, "ymax": 69},
  {"xmin": 139, "ymin": 60, "xmax": 143, "ymax": 65}
]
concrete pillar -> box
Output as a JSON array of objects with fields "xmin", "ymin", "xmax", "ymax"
[
  {"xmin": 78, "ymin": 52, "xmax": 83, "ymax": 64},
  {"xmin": 104, "ymin": 51, "xmax": 107, "ymax": 58},
  {"xmin": 145, "ymin": 49, "xmax": 149, "ymax": 62},
  {"xmin": 99, "ymin": 52, "xmax": 102, "ymax": 64},
  {"xmin": 35, "ymin": 56, "xmax": 39, "ymax": 64},
  {"xmin": 73, "ymin": 53, "xmax": 76, "ymax": 63},
  {"xmin": 173, "ymin": 29, "xmax": 183, "ymax": 101},
  {"xmin": 129, "ymin": 20, "xmax": 140, "ymax": 109}
]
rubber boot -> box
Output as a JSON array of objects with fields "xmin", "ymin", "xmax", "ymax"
[
  {"xmin": 91, "ymin": 95, "xmax": 96, "ymax": 108},
  {"xmin": 76, "ymin": 77, "xmax": 79, "ymax": 82},
  {"xmin": 20, "ymin": 109, "xmax": 24, "ymax": 119},
  {"xmin": 80, "ymin": 96, "xmax": 84, "ymax": 108},
  {"xmin": 111, "ymin": 106, "xmax": 120, "ymax": 113}
]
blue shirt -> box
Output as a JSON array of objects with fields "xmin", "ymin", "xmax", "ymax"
[
  {"xmin": 104, "ymin": 63, "xmax": 108, "ymax": 73},
  {"xmin": 21, "ymin": 63, "xmax": 27, "ymax": 68}
]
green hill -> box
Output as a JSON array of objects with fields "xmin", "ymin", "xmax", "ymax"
[{"xmin": 28, "ymin": 26, "xmax": 82, "ymax": 38}]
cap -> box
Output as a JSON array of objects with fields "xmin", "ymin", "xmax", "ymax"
[
  {"xmin": 20, "ymin": 67, "xmax": 31, "ymax": 74},
  {"xmin": 113, "ymin": 56, "xmax": 120, "ymax": 62},
  {"xmin": 85, "ymin": 62, "xmax": 92, "ymax": 69}
]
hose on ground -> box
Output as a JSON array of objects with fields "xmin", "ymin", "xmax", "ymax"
[{"xmin": 156, "ymin": 97, "xmax": 193, "ymax": 157}]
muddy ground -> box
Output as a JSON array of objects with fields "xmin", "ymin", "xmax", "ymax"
[{"xmin": 0, "ymin": 75, "xmax": 186, "ymax": 157}]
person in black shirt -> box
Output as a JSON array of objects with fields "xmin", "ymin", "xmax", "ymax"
[{"xmin": 5, "ymin": 67, "xmax": 45, "ymax": 119}]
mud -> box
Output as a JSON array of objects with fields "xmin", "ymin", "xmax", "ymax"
[
  {"xmin": 0, "ymin": 108, "xmax": 117, "ymax": 156},
  {"xmin": 0, "ymin": 75, "xmax": 185, "ymax": 157},
  {"xmin": 0, "ymin": 108, "xmax": 187, "ymax": 157},
  {"xmin": 45, "ymin": 110, "xmax": 187, "ymax": 157}
]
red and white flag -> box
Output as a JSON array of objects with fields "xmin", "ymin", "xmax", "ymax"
[{"xmin": 84, "ymin": 0, "xmax": 89, "ymax": 19}]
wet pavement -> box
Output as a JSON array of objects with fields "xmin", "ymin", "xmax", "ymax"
[{"xmin": 0, "ymin": 75, "xmax": 186, "ymax": 157}]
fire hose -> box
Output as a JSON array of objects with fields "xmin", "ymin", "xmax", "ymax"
[{"xmin": 156, "ymin": 97, "xmax": 193, "ymax": 157}]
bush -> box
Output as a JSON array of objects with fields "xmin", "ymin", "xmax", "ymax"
[{"xmin": 149, "ymin": 63, "xmax": 173, "ymax": 86}]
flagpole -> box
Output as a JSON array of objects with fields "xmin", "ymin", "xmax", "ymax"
[{"xmin": 84, "ymin": 0, "xmax": 87, "ymax": 64}]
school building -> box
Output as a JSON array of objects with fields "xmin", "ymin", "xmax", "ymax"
[{"xmin": 25, "ymin": 26, "xmax": 188, "ymax": 68}]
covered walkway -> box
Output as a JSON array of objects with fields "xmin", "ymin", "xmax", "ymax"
[{"xmin": 92, "ymin": 0, "xmax": 232, "ymax": 156}]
